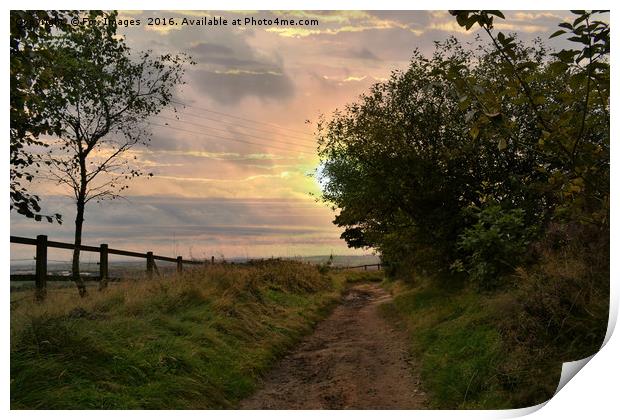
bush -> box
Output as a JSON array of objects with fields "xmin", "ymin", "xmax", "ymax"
[{"xmin": 456, "ymin": 204, "xmax": 536, "ymax": 289}]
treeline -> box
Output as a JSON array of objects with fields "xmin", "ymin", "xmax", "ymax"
[{"xmin": 318, "ymin": 11, "xmax": 609, "ymax": 406}]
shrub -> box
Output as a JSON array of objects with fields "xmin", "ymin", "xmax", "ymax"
[{"xmin": 456, "ymin": 204, "xmax": 536, "ymax": 289}]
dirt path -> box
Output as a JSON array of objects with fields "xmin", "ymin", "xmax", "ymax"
[{"xmin": 241, "ymin": 282, "xmax": 427, "ymax": 409}]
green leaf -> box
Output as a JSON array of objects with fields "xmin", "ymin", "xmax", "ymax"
[
  {"xmin": 550, "ymin": 30, "xmax": 566, "ymax": 38},
  {"xmin": 465, "ymin": 15, "xmax": 478, "ymax": 30},
  {"xmin": 549, "ymin": 61, "xmax": 569, "ymax": 72},
  {"xmin": 573, "ymin": 14, "xmax": 588, "ymax": 26},
  {"xmin": 470, "ymin": 126, "xmax": 480, "ymax": 139},
  {"xmin": 487, "ymin": 10, "xmax": 505, "ymax": 19},
  {"xmin": 498, "ymin": 138, "xmax": 507, "ymax": 151}
]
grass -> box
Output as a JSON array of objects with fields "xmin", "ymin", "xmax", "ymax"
[
  {"xmin": 380, "ymin": 279, "xmax": 511, "ymax": 409},
  {"xmin": 380, "ymin": 276, "xmax": 574, "ymax": 409},
  {"xmin": 11, "ymin": 261, "xmax": 360, "ymax": 409},
  {"xmin": 378, "ymin": 224, "xmax": 608, "ymax": 409}
]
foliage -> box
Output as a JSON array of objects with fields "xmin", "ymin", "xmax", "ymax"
[
  {"xmin": 318, "ymin": 42, "xmax": 482, "ymax": 272},
  {"xmin": 318, "ymin": 11, "xmax": 609, "ymax": 286},
  {"xmin": 34, "ymin": 11, "xmax": 192, "ymax": 295},
  {"xmin": 455, "ymin": 204, "xmax": 536, "ymax": 289},
  {"xmin": 449, "ymin": 10, "xmax": 609, "ymax": 226},
  {"xmin": 10, "ymin": 10, "xmax": 83, "ymax": 222}
]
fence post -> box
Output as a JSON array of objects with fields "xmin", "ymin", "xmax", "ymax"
[
  {"xmin": 211, "ymin": 255, "xmax": 215, "ymax": 265},
  {"xmin": 146, "ymin": 251, "xmax": 154, "ymax": 279},
  {"xmin": 99, "ymin": 244, "xmax": 109, "ymax": 290},
  {"xmin": 35, "ymin": 235, "xmax": 48, "ymax": 301},
  {"xmin": 176, "ymin": 256, "xmax": 183, "ymax": 273},
  {"xmin": 364, "ymin": 265, "xmax": 367, "ymax": 271}
]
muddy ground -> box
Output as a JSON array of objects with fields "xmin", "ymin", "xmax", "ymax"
[{"xmin": 240, "ymin": 282, "xmax": 427, "ymax": 409}]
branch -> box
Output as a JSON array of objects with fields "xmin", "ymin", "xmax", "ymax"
[
  {"xmin": 481, "ymin": 26, "xmax": 573, "ymax": 159},
  {"xmin": 85, "ymin": 141, "xmax": 135, "ymax": 183},
  {"xmin": 572, "ymin": 15, "xmax": 593, "ymax": 162}
]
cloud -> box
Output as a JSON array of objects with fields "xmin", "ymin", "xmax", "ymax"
[
  {"xmin": 349, "ymin": 47, "xmax": 380, "ymax": 60},
  {"xmin": 10, "ymin": 195, "xmax": 346, "ymax": 259},
  {"xmin": 188, "ymin": 42, "xmax": 264, "ymax": 68},
  {"xmin": 138, "ymin": 148, "xmax": 292, "ymax": 161},
  {"xmin": 265, "ymin": 11, "xmax": 424, "ymax": 38},
  {"xmin": 266, "ymin": 25, "xmax": 415, "ymax": 38},
  {"xmin": 323, "ymin": 46, "xmax": 381, "ymax": 61},
  {"xmin": 190, "ymin": 68, "xmax": 294, "ymax": 105},
  {"xmin": 189, "ymin": 42, "xmax": 234, "ymax": 56},
  {"xmin": 185, "ymin": 35, "xmax": 296, "ymax": 104}
]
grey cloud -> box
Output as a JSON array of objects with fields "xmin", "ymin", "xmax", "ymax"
[
  {"xmin": 182, "ymin": 34, "xmax": 296, "ymax": 104},
  {"xmin": 189, "ymin": 42, "xmax": 234, "ymax": 56},
  {"xmin": 188, "ymin": 42, "xmax": 263, "ymax": 67},
  {"xmin": 121, "ymin": 16, "xmax": 298, "ymax": 105},
  {"xmin": 325, "ymin": 46, "xmax": 381, "ymax": 61},
  {"xmin": 350, "ymin": 47, "xmax": 380, "ymax": 60},
  {"xmin": 190, "ymin": 69, "xmax": 295, "ymax": 105}
]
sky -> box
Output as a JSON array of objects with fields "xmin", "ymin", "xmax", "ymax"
[{"xmin": 10, "ymin": 10, "xmax": 576, "ymax": 263}]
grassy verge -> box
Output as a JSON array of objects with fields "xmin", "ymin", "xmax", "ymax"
[
  {"xmin": 11, "ymin": 261, "xmax": 355, "ymax": 409},
  {"xmin": 381, "ymin": 270, "xmax": 607, "ymax": 409},
  {"xmin": 380, "ymin": 278, "xmax": 571, "ymax": 409},
  {"xmin": 380, "ymin": 279, "xmax": 515, "ymax": 409},
  {"xmin": 380, "ymin": 224, "xmax": 608, "ymax": 409}
]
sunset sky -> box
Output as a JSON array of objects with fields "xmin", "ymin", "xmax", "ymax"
[{"xmin": 10, "ymin": 10, "xmax": 575, "ymax": 262}]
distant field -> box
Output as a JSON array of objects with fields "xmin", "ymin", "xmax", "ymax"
[
  {"xmin": 9, "ymin": 255, "xmax": 380, "ymax": 291},
  {"xmin": 288, "ymin": 254, "xmax": 380, "ymax": 267}
]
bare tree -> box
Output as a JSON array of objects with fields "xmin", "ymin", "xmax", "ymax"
[{"xmin": 40, "ymin": 12, "xmax": 191, "ymax": 296}]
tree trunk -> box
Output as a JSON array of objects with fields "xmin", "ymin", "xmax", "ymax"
[{"xmin": 72, "ymin": 193, "xmax": 88, "ymax": 297}]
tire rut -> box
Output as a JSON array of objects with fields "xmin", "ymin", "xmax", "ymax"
[{"xmin": 240, "ymin": 282, "xmax": 427, "ymax": 409}]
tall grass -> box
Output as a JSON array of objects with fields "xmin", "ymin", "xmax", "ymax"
[{"xmin": 11, "ymin": 261, "xmax": 350, "ymax": 409}]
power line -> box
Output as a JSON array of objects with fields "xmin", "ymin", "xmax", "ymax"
[
  {"xmin": 148, "ymin": 122, "xmax": 316, "ymax": 154},
  {"xmin": 154, "ymin": 115, "xmax": 316, "ymax": 150},
  {"xmin": 149, "ymin": 121, "xmax": 315, "ymax": 153},
  {"xmin": 161, "ymin": 108, "xmax": 315, "ymax": 142},
  {"xmin": 171, "ymin": 100, "xmax": 314, "ymax": 136}
]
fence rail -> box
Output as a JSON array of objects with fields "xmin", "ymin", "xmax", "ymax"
[
  {"xmin": 10, "ymin": 235, "xmax": 210, "ymax": 299},
  {"xmin": 342, "ymin": 263, "xmax": 382, "ymax": 271}
]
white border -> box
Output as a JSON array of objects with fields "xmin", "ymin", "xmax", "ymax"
[{"xmin": 3, "ymin": 2, "xmax": 617, "ymax": 419}]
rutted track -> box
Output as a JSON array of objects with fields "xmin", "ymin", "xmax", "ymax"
[{"xmin": 241, "ymin": 282, "xmax": 427, "ymax": 409}]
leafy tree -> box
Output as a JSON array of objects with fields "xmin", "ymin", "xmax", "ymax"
[
  {"xmin": 39, "ymin": 12, "xmax": 191, "ymax": 295},
  {"xmin": 449, "ymin": 10, "xmax": 609, "ymax": 226},
  {"xmin": 318, "ymin": 11, "xmax": 609, "ymax": 287},
  {"xmin": 318, "ymin": 45, "xmax": 477, "ymax": 268},
  {"xmin": 10, "ymin": 10, "xmax": 82, "ymax": 222},
  {"xmin": 318, "ymin": 39, "xmax": 549, "ymax": 277}
]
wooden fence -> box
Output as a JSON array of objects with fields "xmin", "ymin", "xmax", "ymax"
[
  {"xmin": 342, "ymin": 263, "xmax": 383, "ymax": 271},
  {"xmin": 10, "ymin": 235, "xmax": 209, "ymax": 298}
]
